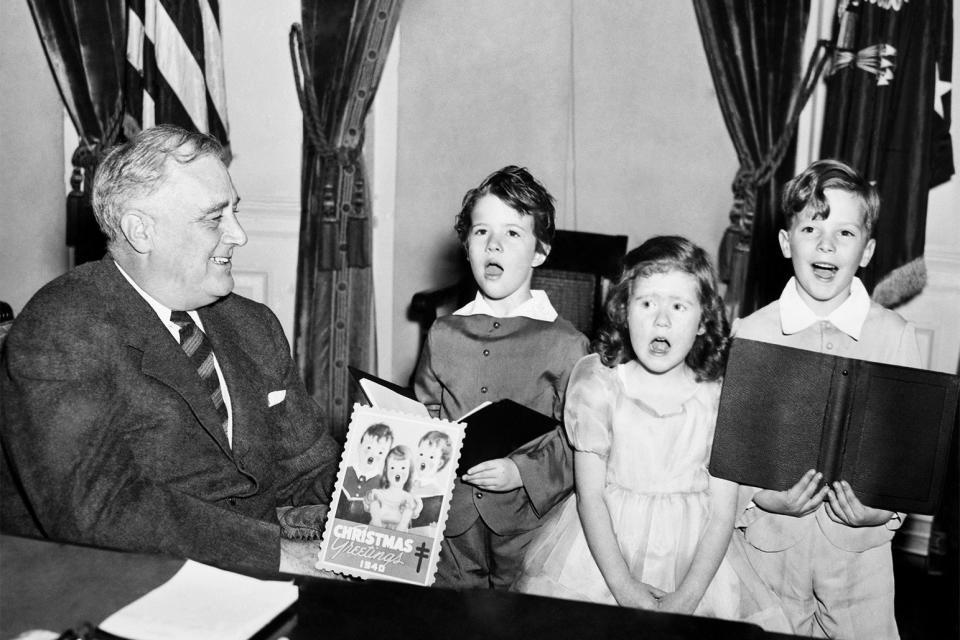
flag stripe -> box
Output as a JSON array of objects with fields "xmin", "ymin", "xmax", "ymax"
[
  {"xmin": 141, "ymin": 36, "xmax": 193, "ymax": 131},
  {"xmin": 208, "ymin": 0, "xmax": 220, "ymax": 28},
  {"xmin": 126, "ymin": 0, "xmax": 229, "ymax": 145},
  {"xmin": 206, "ymin": 93, "xmax": 228, "ymax": 148},
  {"xmin": 158, "ymin": 0, "xmax": 205, "ymax": 71},
  {"xmin": 199, "ymin": 0, "xmax": 227, "ymax": 128},
  {"xmin": 127, "ymin": 8, "xmax": 145, "ymax": 72},
  {"xmin": 151, "ymin": 1, "xmax": 208, "ymax": 132}
]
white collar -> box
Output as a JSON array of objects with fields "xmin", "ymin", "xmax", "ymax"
[
  {"xmin": 778, "ymin": 276, "xmax": 870, "ymax": 340},
  {"xmin": 453, "ymin": 289, "xmax": 558, "ymax": 321},
  {"xmin": 114, "ymin": 260, "xmax": 203, "ymax": 331}
]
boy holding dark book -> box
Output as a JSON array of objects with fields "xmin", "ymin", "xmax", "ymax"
[
  {"xmin": 414, "ymin": 166, "xmax": 588, "ymax": 590},
  {"xmin": 732, "ymin": 159, "xmax": 922, "ymax": 639}
]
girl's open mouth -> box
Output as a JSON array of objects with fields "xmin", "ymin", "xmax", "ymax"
[{"xmin": 649, "ymin": 337, "xmax": 671, "ymax": 355}]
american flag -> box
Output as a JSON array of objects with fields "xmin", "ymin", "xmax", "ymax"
[{"xmin": 125, "ymin": 0, "xmax": 229, "ymax": 149}]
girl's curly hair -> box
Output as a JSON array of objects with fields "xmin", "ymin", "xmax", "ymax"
[{"xmin": 594, "ymin": 235, "xmax": 730, "ymax": 382}]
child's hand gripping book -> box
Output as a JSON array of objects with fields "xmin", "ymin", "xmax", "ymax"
[{"xmin": 709, "ymin": 338, "xmax": 959, "ymax": 514}]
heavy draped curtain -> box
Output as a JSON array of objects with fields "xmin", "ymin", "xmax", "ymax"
[
  {"xmin": 27, "ymin": 0, "xmax": 126, "ymax": 265},
  {"xmin": 28, "ymin": 0, "xmax": 232, "ymax": 266},
  {"xmin": 820, "ymin": 0, "xmax": 954, "ymax": 307},
  {"xmin": 290, "ymin": 1, "xmax": 401, "ymax": 439},
  {"xmin": 693, "ymin": 0, "xmax": 825, "ymax": 319}
]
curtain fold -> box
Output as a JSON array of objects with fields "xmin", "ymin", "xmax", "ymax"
[
  {"xmin": 27, "ymin": 0, "xmax": 127, "ymax": 265},
  {"xmin": 693, "ymin": 0, "xmax": 819, "ymax": 319},
  {"xmin": 820, "ymin": 0, "xmax": 954, "ymax": 307},
  {"xmin": 291, "ymin": 0, "xmax": 402, "ymax": 439}
]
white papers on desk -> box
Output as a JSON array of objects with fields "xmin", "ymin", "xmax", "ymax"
[{"xmin": 98, "ymin": 560, "xmax": 296, "ymax": 640}]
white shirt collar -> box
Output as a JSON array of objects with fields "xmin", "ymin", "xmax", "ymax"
[
  {"xmin": 453, "ymin": 289, "xmax": 558, "ymax": 322},
  {"xmin": 114, "ymin": 261, "xmax": 203, "ymax": 337},
  {"xmin": 778, "ymin": 276, "xmax": 870, "ymax": 340}
]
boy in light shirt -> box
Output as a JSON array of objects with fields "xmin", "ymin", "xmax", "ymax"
[{"xmin": 733, "ymin": 159, "xmax": 921, "ymax": 639}]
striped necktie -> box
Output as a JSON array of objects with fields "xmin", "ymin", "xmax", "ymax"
[{"xmin": 170, "ymin": 310, "xmax": 229, "ymax": 437}]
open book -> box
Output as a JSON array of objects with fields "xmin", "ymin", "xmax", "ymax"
[
  {"xmin": 349, "ymin": 366, "xmax": 429, "ymax": 417},
  {"xmin": 349, "ymin": 367, "xmax": 559, "ymax": 473},
  {"xmin": 709, "ymin": 338, "xmax": 959, "ymax": 514}
]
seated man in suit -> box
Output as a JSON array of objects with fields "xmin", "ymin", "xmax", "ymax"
[{"xmin": 0, "ymin": 124, "xmax": 339, "ymax": 573}]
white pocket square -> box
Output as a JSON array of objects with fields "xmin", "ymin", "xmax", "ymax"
[{"xmin": 268, "ymin": 390, "xmax": 287, "ymax": 407}]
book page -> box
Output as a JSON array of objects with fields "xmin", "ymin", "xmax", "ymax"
[
  {"xmin": 98, "ymin": 560, "xmax": 296, "ymax": 640},
  {"xmin": 360, "ymin": 379, "xmax": 430, "ymax": 417},
  {"xmin": 457, "ymin": 400, "xmax": 492, "ymax": 422}
]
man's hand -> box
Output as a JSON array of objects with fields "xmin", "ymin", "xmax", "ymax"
[
  {"xmin": 753, "ymin": 468, "xmax": 828, "ymax": 517},
  {"xmin": 277, "ymin": 504, "xmax": 328, "ymax": 540},
  {"xmin": 462, "ymin": 458, "xmax": 522, "ymax": 491},
  {"xmin": 826, "ymin": 480, "xmax": 894, "ymax": 527}
]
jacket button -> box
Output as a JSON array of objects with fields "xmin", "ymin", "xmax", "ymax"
[
  {"xmin": 493, "ymin": 321, "xmax": 501, "ymax": 329},
  {"xmin": 475, "ymin": 492, "xmax": 483, "ymax": 499},
  {"xmin": 483, "ymin": 349, "xmax": 490, "ymax": 357},
  {"xmin": 480, "ymin": 386, "xmax": 488, "ymax": 394}
]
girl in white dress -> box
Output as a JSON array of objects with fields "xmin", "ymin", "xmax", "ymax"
[{"xmin": 515, "ymin": 236, "xmax": 785, "ymax": 626}]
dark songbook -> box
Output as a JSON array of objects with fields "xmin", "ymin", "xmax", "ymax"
[
  {"xmin": 410, "ymin": 495, "xmax": 443, "ymax": 528},
  {"xmin": 457, "ymin": 400, "xmax": 559, "ymax": 475},
  {"xmin": 347, "ymin": 366, "xmax": 559, "ymax": 477},
  {"xmin": 710, "ymin": 338, "xmax": 959, "ymax": 514}
]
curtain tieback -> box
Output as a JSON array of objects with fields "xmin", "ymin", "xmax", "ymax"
[
  {"xmin": 66, "ymin": 95, "xmax": 125, "ymax": 247},
  {"xmin": 719, "ymin": 38, "xmax": 833, "ymax": 280},
  {"xmin": 317, "ymin": 144, "xmax": 361, "ymax": 168},
  {"xmin": 290, "ymin": 23, "xmax": 331, "ymax": 154}
]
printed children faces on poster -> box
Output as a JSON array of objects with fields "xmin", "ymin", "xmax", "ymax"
[{"xmin": 317, "ymin": 404, "xmax": 464, "ymax": 586}]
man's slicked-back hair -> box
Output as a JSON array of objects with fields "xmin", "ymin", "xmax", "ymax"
[
  {"xmin": 454, "ymin": 165, "xmax": 556, "ymax": 254},
  {"xmin": 780, "ymin": 158, "xmax": 880, "ymax": 236},
  {"xmin": 92, "ymin": 124, "xmax": 225, "ymax": 244}
]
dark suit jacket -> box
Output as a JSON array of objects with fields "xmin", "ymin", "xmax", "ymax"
[{"xmin": 0, "ymin": 258, "xmax": 339, "ymax": 572}]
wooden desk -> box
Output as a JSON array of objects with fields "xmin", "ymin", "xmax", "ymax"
[
  {"xmin": 0, "ymin": 534, "xmax": 184, "ymax": 638},
  {"xmin": 3, "ymin": 535, "xmax": 794, "ymax": 640},
  {"xmin": 282, "ymin": 538, "xmax": 786, "ymax": 640},
  {"xmin": 293, "ymin": 576, "xmax": 783, "ymax": 640},
  {"xmin": 0, "ymin": 535, "xmax": 295, "ymax": 640}
]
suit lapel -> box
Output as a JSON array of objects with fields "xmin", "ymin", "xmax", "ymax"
[
  {"xmin": 99, "ymin": 259, "xmax": 233, "ymax": 456},
  {"xmin": 137, "ymin": 335, "xmax": 233, "ymax": 456},
  {"xmin": 199, "ymin": 300, "xmax": 264, "ymax": 459}
]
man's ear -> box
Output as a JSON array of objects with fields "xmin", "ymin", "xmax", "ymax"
[
  {"xmin": 777, "ymin": 229, "xmax": 792, "ymax": 259},
  {"xmin": 119, "ymin": 211, "xmax": 152, "ymax": 254},
  {"xmin": 859, "ymin": 237, "xmax": 877, "ymax": 268},
  {"xmin": 532, "ymin": 243, "xmax": 550, "ymax": 268}
]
